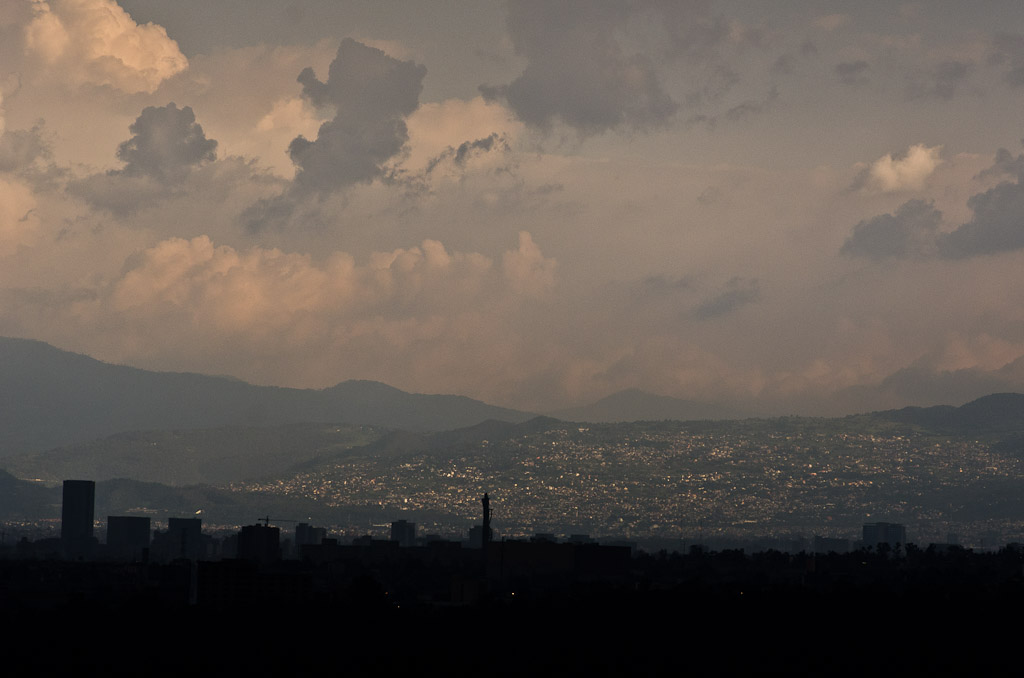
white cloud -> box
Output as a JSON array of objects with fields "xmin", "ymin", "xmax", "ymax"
[
  {"xmin": 24, "ymin": 0, "xmax": 187, "ymax": 93},
  {"xmin": 865, "ymin": 143, "xmax": 943, "ymax": 192}
]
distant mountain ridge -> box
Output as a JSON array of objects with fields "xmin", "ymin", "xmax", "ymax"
[
  {"xmin": 865, "ymin": 392, "xmax": 1024, "ymax": 434},
  {"xmin": 0, "ymin": 337, "xmax": 532, "ymax": 456}
]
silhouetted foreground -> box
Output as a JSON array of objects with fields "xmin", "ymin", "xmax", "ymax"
[{"xmin": 3, "ymin": 544, "xmax": 1023, "ymax": 674}]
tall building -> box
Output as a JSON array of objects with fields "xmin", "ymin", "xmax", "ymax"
[
  {"xmin": 295, "ymin": 523, "xmax": 327, "ymax": 556},
  {"xmin": 152, "ymin": 517, "xmax": 204, "ymax": 561},
  {"xmin": 390, "ymin": 520, "xmax": 416, "ymax": 547},
  {"xmin": 61, "ymin": 479, "xmax": 95, "ymax": 559},
  {"xmin": 863, "ymin": 522, "xmax": 906, "ymax": 549},
  {"xmin": 238, "ymin": 524, "xmax": 281, "ymax": 565},
  {"xmin": 107, "ymin": 516, "xmax": 151, "ymax": 561}
]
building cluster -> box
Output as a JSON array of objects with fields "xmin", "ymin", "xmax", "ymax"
[
  {"xmin": 41, "ymin": 477, "xmax": 930, "ymax": 565},
  {"xmin": 2, "ymin": 479, "xmax": 639, "ymax": 610},
  {"xmin": 234, "ymin": 422, "xmax": 1016, "ymax": 545}
]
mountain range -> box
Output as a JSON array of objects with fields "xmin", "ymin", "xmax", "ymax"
[
  {"xmin": 0, "ymin": 337, "xmax": 532, "ymax": 457},
  {"xmin": 0, "ymin": 337, "xmax": 759, "ymax": 459}
]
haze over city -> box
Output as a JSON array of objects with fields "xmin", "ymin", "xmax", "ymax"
[{"xmin": 4, "ymin": 1, "xmax": 1024, "ymax": 417}]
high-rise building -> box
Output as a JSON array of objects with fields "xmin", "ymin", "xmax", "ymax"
[
  {"xmin": 390, "ymin": 520, "xmax": 416, "ymax": 547},
  {"xmin": 294, "ymin": 523, "xmax": 327, "ymax": 558},
  {"xmin": 863, "ymin": 522, "xmax": 906, "ymax": 549},
  {"xmin": 61, "ymin": 479, "xmax": 95, "ymax": 559},
  {"xmin": 107, "ymin": 516, "xmax": 151, "ymax": 561},
  {"xmin": 152, "ymin": 517, "xmax": 204, "ymax": 561},
  {"xmin": 238, "ymin": 524, "xmax": 280, "ymax": 565}
]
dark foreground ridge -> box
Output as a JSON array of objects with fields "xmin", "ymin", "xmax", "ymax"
[
  {"xmin": 2, "ymin": 543, "xmax": 1021, "ymax": 674},
  {"xmin": 5, "ymin": 482, "xmax": 1024, "ymax": 673}
]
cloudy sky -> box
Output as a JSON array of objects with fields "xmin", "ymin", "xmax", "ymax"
[{"xmin": 4, "ymin": 0, "xmax": 1024, "ymax": 416}]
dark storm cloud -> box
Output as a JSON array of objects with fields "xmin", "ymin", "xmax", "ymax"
[
  {"xmin": 844, "ymin": 148, "xmax": 1024, "ymax": 260},
  {"xmin": 116, "ymin": 103, "xmax": 217, "ymax": 182},
  {"xmin": 975, "ymin": 147, "xmax": 1024, "ymax": 181},
  {"xmin": 835, "ymin": 60, "xmax": 869, "ymax": 86},
  {"xmin": 905, "ymin": 60, "xmax": 973, "ymax": 100},
  {"xmin": 289, "ymin": 38, "xmax": 426, "ymax": 195},
  {"xmin": 840, "ymin": 199, "xmax": 942, "ymax": 259},
  {"xmin": 480, "ymin": 0, "xmax": 677, "ymax": 135},
  {"xmin": 68, "ymin": 103, "xmax": 218, "ymax": 215},
  {"xmin": 939, "ymin": 175, "xmax": 1024, "ymax": 258},
  {"xmin": 691, "ymin": 277, "xmax": 760, "ymax": 320}
]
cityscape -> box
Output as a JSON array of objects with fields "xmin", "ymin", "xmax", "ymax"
[
  {"xmin": 237, "ymin": 420, "xmax": 1024, "ymax": 547},
  {"xmin": 5, "ymin": 0, "xmax": 1024, "ymax": 671},
  {"xmin": 6, "ymin": 413, "xmax": 1024, "ymax": 551}
]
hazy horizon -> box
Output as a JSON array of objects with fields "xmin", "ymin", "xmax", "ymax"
[{"xmin": 4, "ymin": 1, "xmax": 1024, "ymax": 416}]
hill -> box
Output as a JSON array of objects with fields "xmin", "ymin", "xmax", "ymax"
[
  {"xmin": 855, "ymin": 393, "xmax": 1024, "ymax": 435},
  {"xmin": 0, "ymin": 337, "xmax": 532, "ymax": 456}
]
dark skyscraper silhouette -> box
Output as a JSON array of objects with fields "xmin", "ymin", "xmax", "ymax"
[
  {"xmin": 238, "ymin": 524, "xmax": 281, "ymax": 565},
  {"xmin": 482, "ymin": 492, "xmax": 492, "ymax": 550},
  {"xmin": 61, "ymin": 479, "xmax": 95, "ymax": 559},
  {"xmin": 863, "ymin": 522, "xmax": 906, "ymax": 548},
  {"xmin": 390, "ymin": 519, "xmax": 416, "ymax": 547},
  {"xmin": 107, "ymin": 515, "xmax": 151, "ymax": 561}
]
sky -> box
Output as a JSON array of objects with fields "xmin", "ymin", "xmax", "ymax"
[{"xmin": 5, "ymin": 0, "xmax": 1024, "ymax": 416}]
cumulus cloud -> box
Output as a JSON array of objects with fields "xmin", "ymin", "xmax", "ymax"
[
  {"xmin": 68, "ymin": 102, "xmax": 218, "ymax": 214},
  {"xmin": 241, "ymin": 38, "xmax": 427, "ymax": 231},
  {"xmin": 843, "ymin": 147, "xmax": 1024, "ymax": 259},
  {"xmin": 840, "ymin": 199, "xmax": 943, "ymax": 259},
  {"xmin": 24, "ymin": 0, "xmax": 187, "ymax": 93},
  {"xmin": 940, "ymin": 175, "xmax": 1024, "ymax": 258},
  {"xmin": 289, "ymin": 38, "xmax": 426, "ymax": 195},
  {"xmin": 11, "ymin": 232, "xmax": 561, "ymax": 399},
  {"xmin": 975, "ymin": 147, "xmax": 1024, "ymax": 181},
  {"xmin": 480, "ymin": 0, "xmax": 677, "ymax": 135},
  {"xmin": 115, "ymin": 103, "xmax": 216, "ymax": 181},
  {"xmin": 502, "ymin": 231, "xmax": 556, "ymax": 296},
  {"xmin": 835, "ymin": 60, "xmax": 869, "ymax": 85},
  {"xmin": 852, "ymin": 144, "xmax": 943, "ymax": 193},
  {"xmin": 691, "ymin": 277, "xmax": 760, "ymax": 320}
]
